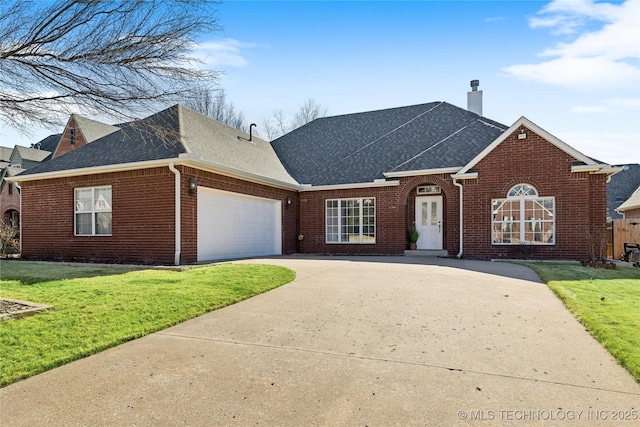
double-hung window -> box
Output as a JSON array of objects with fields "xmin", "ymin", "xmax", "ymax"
[
  {"xmin": 75, "ymin": 186, "xmax": 112, "ymax": 235},
  {"xmin": 492, "ymin": 184, "xmax": 554, "ymax": 245},
  {"xmin": 326, "ymin": 198, "xmax": 375, "ymax": 243}
]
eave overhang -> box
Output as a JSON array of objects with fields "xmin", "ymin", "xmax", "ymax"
[
  {"xmin": 300, "ymin": 179, "xmax": 399, "ymax": 192},
  {"xmin": 571, "ymin": 164, "xmax": 624, "ymax": 176},
  {"xmin": 384, "ymin": 167, "xmax": 463, "ymax": 179},
  {"xmin": 450, "ymin": 172, "xmax": 479, "ymax": 180},
  {"xmin": 5, "ymin": 153, "xmax": 302, "ymax": 192}
]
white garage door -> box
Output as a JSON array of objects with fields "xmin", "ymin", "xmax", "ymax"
[{"xmin": 197, "ymin": 188, "xmax": 282, "ymax": 262}]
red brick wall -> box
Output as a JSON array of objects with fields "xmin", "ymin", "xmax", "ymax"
[
  {"xmin": 21, "ymin": 168, "xmax": 176, "ymax": 264},
  {"xmin": 296, "ymin": 128, "xmax": 607, "ymax": 261},
  {"xmin": 298, "ymin": 175, "xmax": 460, "ymax": 256},
  {"xmin": 0, "ymin": 183, "xmax": 20, "ymax": 226},
  {"xmin": 180, "ymin": 166, "xmax": 298, "ymax": 264},
  {"xmin": 20, "ymin": 165, "xmax": 298, "ymax": 264},
  {"xmin": 53, "ymin": 117, "xmax": 87, "ymax": 158},
  {"xmin": 461, "ymin": 126, "xmax": 607, "ymax": 260}
]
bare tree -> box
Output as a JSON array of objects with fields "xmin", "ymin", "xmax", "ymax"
[
  {"xmin": 186, "ymin": 88, "xmax": 247, "ymax": 131},
  {"xmin": 0, "ymin": 0, "xmax": 221, "ymax": 133},
  {"xmin": 261, "ymin": 98, "xmax": 327, "ymax": 140},
  {"xmin": 291, "ymin": 98, "xmax": 328, "ymax": 129}
]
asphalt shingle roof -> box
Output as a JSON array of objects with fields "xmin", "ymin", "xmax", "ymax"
[
  {"xmin": 607, "ymin": 164, "xmax": 640, "ymax": 220},
  {"xmin": 20, "ymin": 105, "xmax": 298, "ymax": 186},
  {"xmin": 270, "ymin": 101, "xmax": 508, "ymax": 186}
]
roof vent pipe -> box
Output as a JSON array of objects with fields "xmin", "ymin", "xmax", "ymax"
[
  {"xmin": 467, "ymin": 79, "xmax": 483, "ymax": 116},
  {"xmin": 249, "ymin": 123, "xmax": 256, "ymax": 141}
]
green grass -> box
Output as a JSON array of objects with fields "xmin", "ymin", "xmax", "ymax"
[
  {"xmin": 0, "ymin": 261, "xmax": 295, "ymax": 387},
  {"xmin": 519, "ymin": 262, "xmax": 640, "ymax": 382}
]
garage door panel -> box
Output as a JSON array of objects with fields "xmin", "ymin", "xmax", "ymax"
[{"xmin": 197, "ymin": 188, "xmax": 282, "ymax": 262}]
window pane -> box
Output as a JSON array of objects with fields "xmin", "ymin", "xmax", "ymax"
[
  {"xmin": 94, "ymin": 187, "xmax": 112, "ymax": 211},
  {"xmin": 95, "ymin": 212, "xmax": 112, "ymax": 235},
  {"xmin": 431, "ymin": 201, "xmax": 437, "ymax": 225},
  {"xmin": 76, "ymin": 213, "xmax": 92, "ymax": 235},
  {"xmin": 75, "ymin": 189, "xmax": 92, "ymax": 212}
]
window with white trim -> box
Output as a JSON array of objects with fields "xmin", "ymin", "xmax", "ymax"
[
  {"xmin": 492, "ymin": 184, "xmax": 554, "ymax": 245},
  {"xmin": 326, "ymin": 198, "xmax": 375, "ymax": 243},
  {"xmin": 75, "ymin": 186, "xmax": 112, "ymax": 235}
]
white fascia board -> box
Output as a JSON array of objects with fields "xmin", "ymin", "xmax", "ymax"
[
  {"xmin": 571, "ymin": 164, "xmax": 624, "ymax": 175},
  {"xmin": 7, "ymin": 156, "xmax": 303, "ymax": 191},
  {"xmin": 300, "ymin": 180, "xmax": 399, "ymax": 192},
  {"xmin": 384, "ymin": 167, "xmax": 462, "ymax": 178},
  {"xmin": 5, "ymin": 158, "xmax": 178, "ymax": 183},
  {"xmin": 594, "ymin": 165, "xmax": 624, "ymax": 176},
  {"xmin": 616, "ymin": 203, "xmax": 640, "ymax": 213},
  {"xmin": 450, "ymin": 172, "xmax": 478, "ymax": 180},
  {"xmin": 570, "ymin": 164, "xmax": 602, "ymax": 173},
  {"xmin": 459, "ymin": 116, "xmax": 598, "ymax": 175}
]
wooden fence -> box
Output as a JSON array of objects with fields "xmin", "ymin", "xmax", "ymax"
[{"xmin": 611, "ymin": 219, "xmax": 640, "ymax": 260}]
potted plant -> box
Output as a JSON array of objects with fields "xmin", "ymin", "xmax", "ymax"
[{"xmin": 408, "ymin": 225, "xmax": 420, "ymax": 250}]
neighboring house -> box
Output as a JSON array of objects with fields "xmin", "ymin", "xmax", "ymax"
[
  {"xmin": 616, "ymin": 186, "xmax": 640, "ymax": 219},
  {"xmin": 607, "ymin": 164, "xmax": 640, "ymax": 221},
  {"xmin": 0, "ymin": 138, "xmax": 58, "ymax": 228},
  {"xmin": 1, "ymin": 114, "xmax": 119, "ymax": 230},
  {"xmin": 8, "ymin": 87, "xmax": 621, "ymax": 265}
]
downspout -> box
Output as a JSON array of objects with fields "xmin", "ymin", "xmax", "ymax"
[
  {"xmin": 168, "ymin": 162, "xmax": 181, "ymax": 266},
  {"xmin": 453, "ymin": 178, "xmax": 463, "ymax": 259},
  {"xmin": 15, "ymin": 182, "xmax": 22, "ymax": 254}
]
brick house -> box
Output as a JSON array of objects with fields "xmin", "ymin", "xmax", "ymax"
[
  {"xmin": 8, "ymin": 90, "xmax": 620, "ymax": 264},
  {"xmin": 1, "ymin": 139, "xmax": 59, "ymax": 229},
  {"xmin": 616, "ymin": 186, "xmax": 640, "ymax": 219}
]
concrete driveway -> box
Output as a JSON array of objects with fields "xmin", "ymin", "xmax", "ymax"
[{"xmin": 2, "ymin": 256, "xmax": 639, "ymax": 426}]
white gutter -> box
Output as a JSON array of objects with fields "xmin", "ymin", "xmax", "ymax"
[
  {"xmin": 300, "ymin": 180, "xmax": 399, "ymax": 192},
  {"xmin": 452, "ymin": 178, "xmax": 463, "ymax": 259},
  {"xmin": 6, "ymin": 155, "xmax": 302, "ymax": 192},
  {"xmin": 168, "ymin": 162, "xmax": 181, "ymax": 266},
  {"xmin": 384, "ymin": 167, "xmax": 463, "ymax": 179}
]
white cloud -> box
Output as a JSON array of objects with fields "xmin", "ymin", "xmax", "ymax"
[
  {"xmin": 557, "ymin": 130, "xmax": 640, "ymax": 164},
  {"xmin": 606, "ymin": 97, "xmax": 640, "ymax": 109},
  {"xmin": 194, "ymin": 39, "xmax": 258, "ymax": 68},
  {"xmin": 571, "ymin": 97, "xmax": 640, "ymax": 114},
  {"xmin": 505, "ymin": 56, "xmax": 638, "ymax": 88},
  {"xmin": 571, "ymin": 105, "xmax": 609, "ymax": 114},
  {"xmin": 505, "ymin": 0, "xmax": 640, "ymax": 89}
]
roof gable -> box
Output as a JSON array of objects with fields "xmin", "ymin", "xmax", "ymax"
[
  {"xmin": 0, "ymin": 146, "xmax": 12, "ymax": 162},
  {"xmin": 617, "ymin": 184, "xmax": 640, "ymax": 213},
  {"xmin": 11, "ymin": 145, "xmax": 51, "ymax": 163},
  {"xmin": 458, "ymin": 117, "xmax": 597, "ymax": 175}
]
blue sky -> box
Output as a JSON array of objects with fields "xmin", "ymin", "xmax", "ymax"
[{"xmin": 1, "ymin": 0, "xmax": 638, "ymax": 165}]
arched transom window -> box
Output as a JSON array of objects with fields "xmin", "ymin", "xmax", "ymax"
[{"xmin": 492, "ymin": 184, "xmax": 555, "ymax": 245}]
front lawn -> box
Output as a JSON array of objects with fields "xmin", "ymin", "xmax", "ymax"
[
  {"xmin": 0, "ymin": 261, "xmax": 295, "ymax": 387},
  {"xmin": 520, "ymin": 262, "xmax": 640, "ymax": 382}
]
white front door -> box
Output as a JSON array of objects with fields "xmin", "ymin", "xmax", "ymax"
[{"xmin": 415, "ymin": 196, "xmax": 443, "ymax": 250}]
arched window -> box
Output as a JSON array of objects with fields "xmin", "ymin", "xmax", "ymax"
[{"xmin": 492, "ymin": 184, "xmax": 554, "ymax": 245}]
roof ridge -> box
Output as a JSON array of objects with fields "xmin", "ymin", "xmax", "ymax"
[
  {"xmin": 303, "ymin": 102, "xmax": 445, "ymax": 183},
  {"xmin": 314, "ymin": 101, "xmax": 444, "ymax": 122}
]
